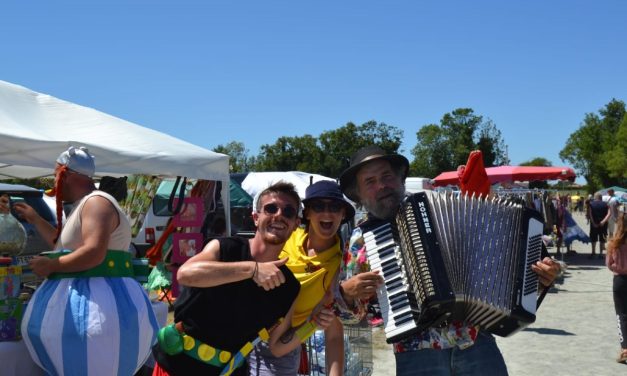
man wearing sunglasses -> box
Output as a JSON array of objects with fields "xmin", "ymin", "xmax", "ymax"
[
  {"xmin": 152, "ymin": 182, "xmax": 305, "ymax": 375},
  {"xmin": 249, "ymin": 180, "xmax": 354, "ymax": 375}
]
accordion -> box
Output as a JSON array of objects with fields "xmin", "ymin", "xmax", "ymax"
[{"xmin": 363, "ymin": 191, "xmax": 544, "ymax": 344}]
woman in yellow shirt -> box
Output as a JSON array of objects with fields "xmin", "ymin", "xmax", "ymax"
[{"xmin": 249, "ymin": 180, "xmax": 355, "ymax": 375}]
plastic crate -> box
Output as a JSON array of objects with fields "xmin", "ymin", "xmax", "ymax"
[{"xmin": 301, "ymin": 320, "xmax": 373, "ymax": 376}]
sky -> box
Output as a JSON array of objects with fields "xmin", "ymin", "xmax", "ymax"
[{"xmin": 2, "ymin": 1, "xmax": 626, "ymax": 184}]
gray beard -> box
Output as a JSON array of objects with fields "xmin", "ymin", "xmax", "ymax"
[{"xmin": 365, "ymin": 191, "xmax": 405, "ymax": 220}]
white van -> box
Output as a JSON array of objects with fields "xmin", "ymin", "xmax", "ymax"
[{"xmin": 405, "ymin": 177, "xmax": 434, "ymax": 193}]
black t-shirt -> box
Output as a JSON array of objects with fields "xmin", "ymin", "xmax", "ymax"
[
  {"xmin": 153, "ymin": 237, "xmax": 300, "ymax": 375},
  {"xmin": 590, "ymin": 200, "xmax": 609, "ymax": 223}
]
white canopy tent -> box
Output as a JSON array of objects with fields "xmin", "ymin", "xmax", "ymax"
[
  {"xmin": 0, "ymin": 80, "xmax": 231, "ymax": 232},
  {"xmin": 240, "ymin": 171, "xmax": 337, "ymax": 210}
]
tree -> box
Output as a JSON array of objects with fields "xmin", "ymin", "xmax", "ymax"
[
  {"xmin": 410, "ymin": 108, "xmax": 508, "ymax": 177},
  {"xmin": 476, "ymin": 120, "xmax": 510, "ymax": 167},
  {"xmin": 213, "ymin": 141, "xmax": 253, "ymax": 172},
  {"xmin": 318, "ymin": 121, "xmax": 404, "ymax": 177},
  {"xmin": 254, "ymin": 135, "xmax": 322, "ymax": 172},
  {"xmin": 441, "ymin": 108, "xmax": 481, "ymax": 167},
  {"xmin": 520, "ymin": 157, "xmax": 552, "ymax": 167},
  {"xmin": 219, "ymin": 120, "xmax": 403, "ymax": 177},
  {"xmin": 409, "ymin": 124, "xmax": 453, "ymax": 178},
  {"xmin": 560, "ymin": 99, "xmax": 627, "ymax": 192},
  {"xmin": 604, "ymin": 112, "xmax": 627, "ymax": 181}
]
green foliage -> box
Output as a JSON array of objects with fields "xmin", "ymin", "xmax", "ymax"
[
  {"xmin": 604, "ymin": 113, "xmax": 627, "ymax": 180},
  {"xmin": 213, "ymin": 141, "xmax": 253, "ymax": 173},
  {"xmin": 318, "ymin": 121, "xmax": 403, "ymax": 177},
  {"xmin": 2, "ymin": 178, "xmax": 53, "ymax": 190},
  {"xmin": 410, "ymin": 108, "xmax": 508, "ymax": 178},
  {"xmin": 520, "ymin": 157, "xmax": 552, "ymax": 167},
  {"xmin": 250, "ymin": 121, "xmax": 403, "ymax": 178},
  {"xmin": 560, "ymin": 99, "xmax": 627, "ymax": 192},
  {"xmin": 409, "ymin": 124, "xmax": 452, "ymax": 178},
  {"xmin": 476, "ymin": 120, "xmax": 510, "ymax": 167},
  {"xmin": 255, "ymin": 135, "xmax": 322, "ymax": 172}
]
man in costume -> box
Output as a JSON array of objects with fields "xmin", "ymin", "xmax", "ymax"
[
  {"xmin": 20, "ymin": 146, "xmax": 159, "ymax": 375},
  {"xmin": 152, "ymin": 181, "xmax": 307, "ymax": 375}
]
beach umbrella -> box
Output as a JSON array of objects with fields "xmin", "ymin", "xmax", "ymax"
[{"xmin": 433, "ymin": 165, "xmax": 576, "ymax": 187}]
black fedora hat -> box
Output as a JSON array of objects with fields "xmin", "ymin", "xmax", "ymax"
[
  {"xmin": 339, "ymin": 145, "xmax": 409, "ymax": 202},
  {"xmin": 302, "ymin": 180, "xmax": 355, "ymax": 222}
]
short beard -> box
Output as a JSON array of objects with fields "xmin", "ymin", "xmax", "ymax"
[{"xmin": 363, "ymin": 187, "xmax": 405, "ymax": 220}]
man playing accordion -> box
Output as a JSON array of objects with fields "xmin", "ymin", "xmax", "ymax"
[{"xmin": 337, "ymin": 145, "xmax": 561, "ymax": 376}]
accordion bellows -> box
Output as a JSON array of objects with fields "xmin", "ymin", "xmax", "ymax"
[{"xmin": 364, "ymin": 191, "xmax": 544, "ymax": 344}]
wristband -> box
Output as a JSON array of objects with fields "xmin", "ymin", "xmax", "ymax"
[{"xmin": 251, "ymin": 261, "xmax": 258, "ymax": 279}]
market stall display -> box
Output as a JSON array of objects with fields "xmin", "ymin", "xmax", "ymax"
[{"xmin": 0, "ymin": 80, "xmax": 231, "ymax": 375}]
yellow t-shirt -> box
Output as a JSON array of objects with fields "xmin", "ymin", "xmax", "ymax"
[{"xmin": 280, "ymin": 227, "xmax": 342, "ymax": 327}]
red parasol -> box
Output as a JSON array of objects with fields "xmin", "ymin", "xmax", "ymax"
[{"xmin": 433, "ymin": 165, "xmax": 576, "ymax": 187}]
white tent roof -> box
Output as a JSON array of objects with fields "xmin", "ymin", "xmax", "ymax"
[
  {"xmin": 241, "ymin": 171, "xmax": 335, "ymax": 200},
  {"xmin": 0, "ymin": 80, "xmax": 231, "ymax": 234},
  {"xmin": 0, "ymin": 80, "xmax": 229, "ymax": 181}
]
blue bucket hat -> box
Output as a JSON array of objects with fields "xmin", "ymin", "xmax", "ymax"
[{"xmin": 302, "ymin": 180, "xmax": 355, "ymax": 222}]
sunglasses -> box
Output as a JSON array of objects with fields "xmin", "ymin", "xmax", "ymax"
[
  {"xmin": 262, "ymin": 203, "xmax": 298, "ymax": 219},
  {"xmin": 308, "ymin": 200, "xmax": 344, "ymax": 213}
]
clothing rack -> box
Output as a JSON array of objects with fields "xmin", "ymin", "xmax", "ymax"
[{"xmin": 493, "ymin": 189, "xmax": 558, "ymax": 234}]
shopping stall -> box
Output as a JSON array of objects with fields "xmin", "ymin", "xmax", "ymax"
[{"xmin": 0, "ymin": 80, "xmax": 230, "ymax": 375}]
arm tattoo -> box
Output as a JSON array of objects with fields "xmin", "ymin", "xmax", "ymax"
[{"xmin": 279, "ymin": 327, "xmax": 296, "ymax": 344}]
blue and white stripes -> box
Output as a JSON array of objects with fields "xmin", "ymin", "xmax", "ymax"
[{"xmin": 21, "ymin": 277, "xmax": 158, "ymax": 376}]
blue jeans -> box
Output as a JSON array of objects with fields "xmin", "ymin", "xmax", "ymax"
[{"xmin": 395, "ymin": 331, "xmax": 508, "ymax": 376}]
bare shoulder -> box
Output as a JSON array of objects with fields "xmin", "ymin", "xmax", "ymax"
[
  {"xmin": 191, "ymin": 238, "xmax": 221, "ymax": 262},
  {"xmin": 84, "ymin": 193, "xmax": 116, "ymax": 208},
  {"xmin": 81, "ymin": 194, "xmax": 118, "ymax": 228}
]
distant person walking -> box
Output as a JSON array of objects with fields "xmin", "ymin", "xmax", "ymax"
[
  {"xmin": 606, "ymin": 208, "xmax": 627, "ymax": 363},
  {"xmin": 608, "ymin": 189, "xmax": 620, "ymax": 237},
  {"xmin": 588, "ymin": 193, "xmax": 611, "ymax": 259},
  {"xmin": 584, "ymin": 194, "xmax": 593, "ymax": 224}
]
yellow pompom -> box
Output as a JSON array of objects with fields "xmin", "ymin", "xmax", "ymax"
[
  {"xmin": 198, "ymin": 344, "xmax": 216, "ymax": 361},
  {"xmin": 183, "ymin": 335, "xmax": 195, "ymax": 351}
]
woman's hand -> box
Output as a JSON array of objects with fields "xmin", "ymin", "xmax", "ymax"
[{"xmin": 313, "ymin": 308, "xmax": 336, "ymax": 331}]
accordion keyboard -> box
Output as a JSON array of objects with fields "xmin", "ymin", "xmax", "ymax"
[
  {"xmin": 363, "ymin": 222, "xmax": 420, "ymax": 343},
  {"xmin": 361, "ymin": 191, "xmax": 544, "ymax": 343}
]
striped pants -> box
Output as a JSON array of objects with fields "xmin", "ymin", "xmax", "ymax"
[{"xmin": 22, "ymin": 277, "xmax": 159, "ymax": 376}]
